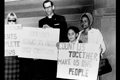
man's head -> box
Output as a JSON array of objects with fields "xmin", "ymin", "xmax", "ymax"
[{"xmin": 43, "ymin": 0, "xmax": 55, "ymax": 16}]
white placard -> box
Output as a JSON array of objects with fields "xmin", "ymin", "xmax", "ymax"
[
  {"xmin": 57, "ymin": 43, "xmax": 100, "ymax": 80},
  {"xmin": 18, "ymin": 27, "xmax": 60, "ymax": 60},
  {"xmin": 5, "ymin": 24, "xmax": 22, "ymax": 56}
]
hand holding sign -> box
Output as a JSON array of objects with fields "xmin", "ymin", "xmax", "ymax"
[
  {"xmin": 57, "ymin": 43, "xmax": 100, "ymax": 80},
  {"xmin": 18, "ymin": 27, "xmax": 60, "ymax": 60},
  {"xmin": 43, "ymin": 24, "xmax": 53, "ymax": 29}
]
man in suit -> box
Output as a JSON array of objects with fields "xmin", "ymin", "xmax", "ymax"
[
  {"xmin": 37, "ymin": 0, "xmax": 68, "ymax": 80},
  {"xmin": 39, "ymin": 0, "xmax": 67, "ymax": 42}
]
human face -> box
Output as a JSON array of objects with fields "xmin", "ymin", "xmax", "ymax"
[
  {"xmin": 81, "ymin": 17, "xmax": 89, "ymax": 29},
  {"xmin": 68, "ymin": 29, "xmax": 78, "ymax": 42},
  {"xmin": 7, "ymin": 16, "xmax": 16, "ymax": 24},
  {"xmin": 44, "ymin": 2, "xmax": 54, "ymax": 16}
]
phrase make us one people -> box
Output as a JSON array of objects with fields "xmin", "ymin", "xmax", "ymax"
[{"xmin": 58, "ymin": 43, "xmax": 99, "ymax": 77}]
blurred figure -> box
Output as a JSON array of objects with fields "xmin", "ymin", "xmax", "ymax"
[
  {"xmin": 5, "ymin": 12, "xmax": 20, "ymax": 80},
  {"xmin": 6, "ymin": 12, "xmax": 17, "ymax": 24}
]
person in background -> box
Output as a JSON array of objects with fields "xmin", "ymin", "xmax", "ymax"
[
  {"xmin": 77, "ymin": 12, "xmax": 106, "ymax": 80},
  {"xmin": 56, "ymin": 26, "xmax": 80, "ymax": 50},
  {"xmin": 5, "ymin": 12, "xmax": 34, "ymax": 80},
  {"xmin": 6, "ymin": 12, "xmax": 17, "ymax": 24},
  {"xmin": 5, "ymin": 12, "xmax": 20, "ymax": 80}
]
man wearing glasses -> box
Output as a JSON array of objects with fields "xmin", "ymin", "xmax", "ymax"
[
  {"xmin": 39, "ymin": 0, "xmax": 67, "ymax": 42},
  {"xmin": 37, "ymin": 0, "xmax": 68, "ymax": 80}
]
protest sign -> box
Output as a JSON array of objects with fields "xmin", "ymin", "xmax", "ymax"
[
  {"xmin": 18, "ymin": 27, "xmax": 60, "ymax": 60},
  {"xmin": 5, "ymin": 24, "xmax": 22, "ymax": 56},
  {"xmin": 57, "ymin": 43, "xmax": 100, "ymax": 80}
]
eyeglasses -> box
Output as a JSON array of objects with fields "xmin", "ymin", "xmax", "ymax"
[
  {"xmin": 8, "ymin": 19, "xmax": 16, "ymax": 22},
  {"xmin": 44, "ymin": 6, "xmax": 52, "ymax": 9}
]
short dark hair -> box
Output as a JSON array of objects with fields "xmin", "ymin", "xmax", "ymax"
[
  {"xmin": 43, "ymin": 0, "xmax": 54, "ymax": 8},
  {"xmin": 67, "ymin": 26, "xmax": 80, "ymax": 34}
]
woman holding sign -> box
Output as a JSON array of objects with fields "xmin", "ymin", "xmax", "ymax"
[
  {"xmin": 5, "ymin": 12, "xmax": 20, "ymax": 80},
  {"xmin": 77, "ymin": 12, "xmax": 106, "ymax": 80}
]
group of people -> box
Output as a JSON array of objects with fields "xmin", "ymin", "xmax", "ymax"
[{"xmin": 5, "ymin": 0, "xmax": 106, "ymax": 80}]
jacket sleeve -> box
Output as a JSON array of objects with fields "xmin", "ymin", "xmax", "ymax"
[
  {"xmin": 59, "ymin": 16, "xmax": 68, "ymax": 42},
  {"xmin": 38, "ymin": 19, "xmax": 44, "ymax": 28},
  {"xmin": 98, "ymin": 30, "xmax": 106, "ymax": 55}
]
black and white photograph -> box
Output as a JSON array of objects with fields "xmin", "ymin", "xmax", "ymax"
[{"xmin": 5, "ymin": 0, "xmax": 116, "ymax": 80}]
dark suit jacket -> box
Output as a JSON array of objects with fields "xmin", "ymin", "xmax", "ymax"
[{"xmin": 38, "ymin": 14, "xmax": 67, "ymax": 42}]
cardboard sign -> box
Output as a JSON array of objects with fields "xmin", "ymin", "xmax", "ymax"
[
  {"xmin": 18, "ymin": 27, "xmax": 60, "ymax": 60},
  {"xmin": 57, "ymin": 43, "xmax": 100, "ymax": 80},
  {"xmin": 5, "ymin": 24, "xmax": 22, "ymax": 56}
]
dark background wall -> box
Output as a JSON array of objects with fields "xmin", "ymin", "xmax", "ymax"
[{"xmin": 5, "ymin": 0, "xmax": 116, "ymax": 80}]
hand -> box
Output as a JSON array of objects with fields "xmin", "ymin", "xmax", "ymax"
[
  {"xmin": 100, "ymin": 53, "xmax": 104, "ymax": 58},
  {"xmin": 56, "ymin": 42, "xmax": 60, "ymax": 49},
  {"xmin": 43, "ymin": 24, "xmax": 52, "ymax": 29},
  {"xmin": 99, "ymin": 46, "xmax": 104, "ymax": 58}
]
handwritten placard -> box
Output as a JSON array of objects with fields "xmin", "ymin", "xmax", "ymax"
[
  {"xmin": 57, "ymin": 43, "xmax": 100, "ymax": 80},
  {"xmin": 18, "ymin": 27, "xmax": 60, "ymax": 60},
  {"xmin": 5, "ymin": 24, "xmax": 22, "ymax": 56}
]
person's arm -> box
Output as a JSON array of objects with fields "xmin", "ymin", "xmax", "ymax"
[
  {"xmin": 98, "ymin": 30, "xmax": 106, "ymax": 58},
  {"xmin": 76, "ymin": 31, "xmax": 83, "ymax": 43},
  {"xmin": 38, "ymin": 20, "xmax": 42, "ymax": 28},
  {"xmin": 39, "ymin": 18, "xmax": 53, "ymax": 29}
]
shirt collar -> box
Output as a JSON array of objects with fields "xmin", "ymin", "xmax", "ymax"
[{"xmin": 47, "ymin": 13, "xmax": 55, "ymax": 19}]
